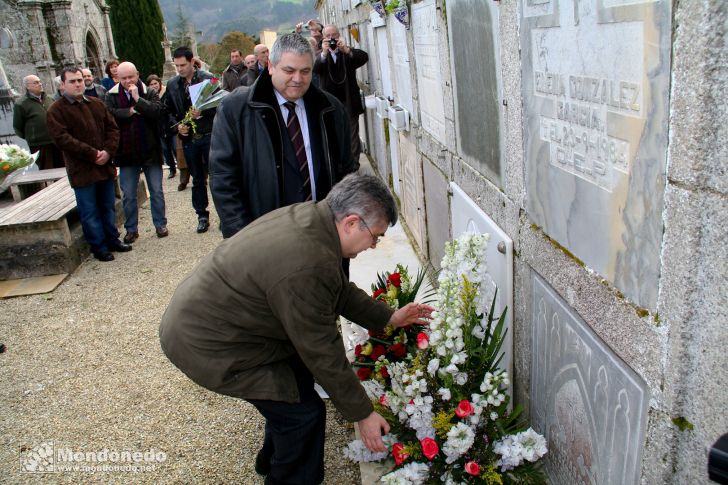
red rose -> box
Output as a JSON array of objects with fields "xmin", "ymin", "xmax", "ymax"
[
  {"xmin": 388, "ymin": 272, "xmax": 402, "ymax": 288},
  {"xmin": 379, "ymin": 366, "xmax": 390, "ymax": 379},
  {"xmin": 455, "ymin": 399, "xmax": 475, "ymax": 418},
  {"xmin": 379, "ymin": 394, "xmax": 389, "ymax": 406},
  {"xmin": 392, "ymin": 442, "xmax": 408, "ymax": 465},
  {"xmin": 420, "ymin": 437, "xmax": 439, "ymax": 460},
  {"xmin": 372, "ymin": 287, "xmax": 385, "ymax": 300},
  {"xmin": 465, "ymin": 460, "xmax": 480, "ymax": 476},
  {"xmin": 416, "ymin": 332, "xmax": 429, "ymax": 349},
  {"xmin": 354, "ymin": 344, "xmax": 362, "ymax": 356},
  {"xmin": 211, "ymin": 77, "xmax": 219, "ymax": 84},
  {"xmin": 370, "ymin": 344, "xmax": 387, "ymax": 360},
  {"xmin": 390, "ymin": 343, "xmax": 406, "ymax": 358},
  {"xmin": 356, "ymin": 367, "xmax": 372, "ymax": 380}
]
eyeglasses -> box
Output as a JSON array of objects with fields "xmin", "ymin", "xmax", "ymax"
[{"xmin": 358, "ymin": 216, "xmax": 381, "ymax": 246}]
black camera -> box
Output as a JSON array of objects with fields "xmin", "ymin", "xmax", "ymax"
[{"xmin": 328, "ymin": 39, "xmax": 337, "ymax": 50}]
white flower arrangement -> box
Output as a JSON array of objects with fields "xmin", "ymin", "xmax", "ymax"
[{"xmin": 346, "ymin": 233, "xmax": 548, "ymax": 483}]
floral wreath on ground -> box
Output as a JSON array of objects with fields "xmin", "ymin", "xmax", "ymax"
[{"xmin": 345, "ymin": 233, "xmax": 548, "ymax": 484}]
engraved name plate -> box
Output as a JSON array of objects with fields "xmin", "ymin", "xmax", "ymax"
[{"xmin": 521, "ymin": 0, "xmax": 671, "ymax": 309}]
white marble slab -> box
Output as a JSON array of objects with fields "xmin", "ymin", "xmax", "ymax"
[
  {"xmin": 521, "ymin": 0, "xmax": 671, "ymax": 309},
  {"xmin": 389, "ymin": 18, "xmax": 415, "ymax": 118},
  {"xmin": 412, "ymin": 0, "xmax": 446, "ymax": 145},
  {"xmin": 450, "ymin": 183, "xmax": 514, "ymax": 399}
]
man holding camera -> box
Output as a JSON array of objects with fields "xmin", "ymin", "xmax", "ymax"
[{"xmin": 314, "ymin": 24, "xmax": 368, "ymax": 165}]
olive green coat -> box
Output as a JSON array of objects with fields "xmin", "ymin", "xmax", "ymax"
[{"xmin": 159, "ymin": 201, "xmax": 394, "ymax": 421}]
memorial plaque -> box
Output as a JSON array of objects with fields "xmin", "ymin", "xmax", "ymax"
[
  {"xmin": 390, "ymin": 19, "xmax": 414, "ymax": 117},
  {"xmin": 447, "ymin": 0, "xmax": 503, "ymax": 185},
  {"xmin": 399, "ymin": 134, "xmax": 426, "ymax": 251},
  {"xmin": 412, "ymin": 0, "xmax": 446, "ymax": 145},
  {"xmin": 531, "ymin": 273, "xmax": 649, "ymax": 485},
  {"xmin": 375, "ymin": 25, "xmax": 393, "ymax": 98},
  {"xmin": 521, "ymin": 0, "xmax": 671, "ymax": 309}
]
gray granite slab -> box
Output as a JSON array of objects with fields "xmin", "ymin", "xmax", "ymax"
[{"xmin": 446, "ymin": 0, "xmax": 503, "ymax": 185}]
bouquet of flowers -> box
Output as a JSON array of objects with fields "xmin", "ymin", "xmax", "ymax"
[
  {"xmin": 0, "ymin": 144, "xmax": 36, "ymax": 191},
  {"xmin": 179, "ymin": 78, "xmax": 228, "ymax": 134},
  {"xmin": 345, "ymin": 233, "xmax": 547, "ymax": 484},
  {"xmin": 350, "ymin": 264, "xmax": 432, "ymax": 383}
]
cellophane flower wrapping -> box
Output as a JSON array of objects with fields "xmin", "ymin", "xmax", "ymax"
[{"xmin": 0, "ymin": 144, "xmax": 37, "ymax": 191}]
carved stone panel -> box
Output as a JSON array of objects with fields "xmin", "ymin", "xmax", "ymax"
[
  {"xmin": 531, "ymin": 273, "xmax": 649, "ymax": 485},
  {"xmin": 521, "ymin": 0, "xmax": 672, "ymax": 309},
  {"xmin": 412, "ymin": 0, "xmax": 446, "ymax": 145},
  {"xmin": 447, "ymin": 0, "xmax": 503, "ymax": 185}
]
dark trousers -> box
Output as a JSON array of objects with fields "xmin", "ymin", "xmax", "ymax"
[
  {"xmin": 73, "ymin": 178, "xmax": 119, "ymax": 255},
  {"xmin": 181, "ymin": 133, "xmax": 210, "ymax": 219},
  {"xmin": 350, "ymin": 114, "xmax": 361, "ymax": 164},
  {"xmin": 160, "ymin": 134, "xmax": 176, "ymax": 172},
  {"xmin": 248, "ymin": 358, "xmax": 326, "ymax": 485}
]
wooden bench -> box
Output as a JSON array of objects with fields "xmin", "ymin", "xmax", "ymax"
[
  {"xmin": 4, "ymin": 167, "xmax": 67, "ymax": 202},
  {"xmin": 0, "ymin": 177, "xmax": 87, "ymax": 280}
]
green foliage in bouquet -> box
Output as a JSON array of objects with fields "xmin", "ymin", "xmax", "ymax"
[
  {"xmin": 351, "ymin": 264, "xmax": 433, "ymax": 382},
  {"xmin": 0, "ymin": 144, "xmax": 35, "ymax": 188}
]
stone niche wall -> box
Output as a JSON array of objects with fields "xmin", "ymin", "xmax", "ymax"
[{"xmin": 316, "ymin": 1, "xmax": 727, "ymax": 484}]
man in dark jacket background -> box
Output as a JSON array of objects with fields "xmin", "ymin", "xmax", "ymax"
[
  {"xmin": 221, "ymin": 49, "xmax": 247, "ymax": 91},
  {"xmin": 160, "ymin": 174, "xmax": 433, "ymax": 484},
  {"xmin": 105, "ymin": 61, "xmax": 168, "ymax": 243},
  {"xmin": 164, "ymin": 46, "xmax": 216, "ymax": 234},
  {"xmin": 209, "ymin": 33, "xmax": 358, "ymax": 239},
  {"xmin": 13, "ymin": 74, "xmax": 64, "ymax": 169},
  {"xmin": 47, "ymin": 67, "xmax": 128, "ymax": 262},
  {"xmin": 314, "ymin": 24, "xmax": 368, "ymax": 164}
]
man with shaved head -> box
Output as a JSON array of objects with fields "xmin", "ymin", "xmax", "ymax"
[
  {"xmin": 241, "ymin": 44, "xmax": 270, "ymax": 86},
  {"xmin": 105, "ymin": 61, "xmax": 168, "ymax": 242},
  {"xmin": 13, "ymin": 74, "xmax": 64, "ymax": 169}
]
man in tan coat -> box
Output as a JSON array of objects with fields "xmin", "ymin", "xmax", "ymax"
[{"xmin": 160, "ymin": 174, "xmax": 432, "ymax": 484}]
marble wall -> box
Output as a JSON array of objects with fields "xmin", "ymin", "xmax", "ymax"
[{"xmin": 316, "ymin": 0, "xmax": 727, "ymax": 483}]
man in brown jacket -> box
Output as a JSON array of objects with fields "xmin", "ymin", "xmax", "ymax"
[
  {"xmin": 160, "ymin": 174, "xmax": 432, "ymax": 484},
  {"xmin": 47, "ymin": 67, "xmax": 130, "ymax": 262}
]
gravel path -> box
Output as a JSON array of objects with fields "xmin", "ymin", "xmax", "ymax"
[{"xmin": 0, "ymin": 172, "xmax": 361, "ymax": 484}]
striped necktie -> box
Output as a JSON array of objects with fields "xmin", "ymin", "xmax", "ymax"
[{"xmin": 284, "ymin": 101, "xmax": 311, "ymax": 201}]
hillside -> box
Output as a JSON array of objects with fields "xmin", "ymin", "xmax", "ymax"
[{"xmin": 159, "ymin": 0, "xmax": 318, "ymax": 42}]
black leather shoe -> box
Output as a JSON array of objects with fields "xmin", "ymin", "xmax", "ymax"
[
  {"xmin": 94, "ymin": 252, "xmax": 114, "ymax": 262},
  {"xmin": 254, "ymin": 450, "xmax": 270, "ymax": 476},
  {"xmin": 123, "ymin": 231, "xmax": 138, "ymax": 244},
  {"xmin": 196, "ymin": 218, "xmax": 209, "ymax": 233},
  {"xmin": 108, "ymin": 241, "xmax": 133, "ymax": 252},
  {"xmin": 177, "ymin": 183, "xmax": 187, "ymax": 191},
  {"xmin": 167, "ymin": 170, "xmax": 176, "ymax": 179}
]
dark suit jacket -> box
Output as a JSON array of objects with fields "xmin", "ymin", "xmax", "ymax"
[
  {"xmin": 314, "ymin": 48, "xmax": 368, "ymax": 116},
  {"xmin": 239, "ymin": 67, "xmax": 259, "ymax": 87},
  {"xmin": 159, "ymin": 201, "xmax": 394, "ymax": 421}
]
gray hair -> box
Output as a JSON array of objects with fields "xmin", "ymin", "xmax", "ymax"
[
  {"xmin": 326, "ymin": 174, "xmax": 398, "ymax": 227},
  {"xmin": 269, "ymin": 33, "xmax": 314, "ymax": 66}
]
